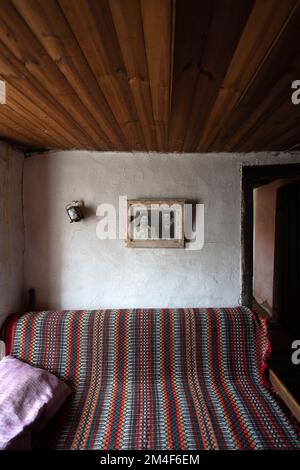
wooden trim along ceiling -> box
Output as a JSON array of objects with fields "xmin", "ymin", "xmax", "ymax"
[{"xmin": 0, "ymin": 0, "xmax": 299, "ymax": 152}]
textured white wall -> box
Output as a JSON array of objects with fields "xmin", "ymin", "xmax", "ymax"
[
  {"xmin": 23, "ymin": 151, "xmax": 300, "ymax": 310},
  {"xmin": 0, "ymin": 142, "xmax": 24, "ymax": 324}
]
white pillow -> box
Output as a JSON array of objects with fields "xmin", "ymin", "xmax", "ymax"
[{"xmin": 0, "ymin": 356, "xmax": 71, "ymax": 449}]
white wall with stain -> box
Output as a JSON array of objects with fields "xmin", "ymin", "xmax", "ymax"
[
  {"xmin": 23, "ymin": 150, "xmax": 300, "ymax": 311},
  {"xmin": 0, "ymin": 142, "xmax": 24, "ymax": 324}
]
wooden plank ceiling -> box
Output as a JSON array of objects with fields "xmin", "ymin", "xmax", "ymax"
[{"xmin": 0, "ymin": 0, "xmax": 299, "ymax": 152}]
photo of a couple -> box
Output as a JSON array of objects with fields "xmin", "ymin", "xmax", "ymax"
[{"xmin": 127, "ymin": 199, "xmax": 184, "ymax": 248}]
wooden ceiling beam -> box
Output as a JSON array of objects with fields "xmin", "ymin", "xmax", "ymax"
[
  {"xmin": 208, "ymin": 0, "xmax": 300, "ymax": 152},
  {"xmin": 0, "ymin": 45, "xmax": 95, "ymax": 148},
  {"xmin": 230, "ymin": 79, "xmax": 298, "ymax": 152},
  {"xmin": 0, "ymin": 0, "xmax": 110, "ymax": 149},
  {"xmin": 181, "ymin": 0, "xmax": 254, "ymax": 152},
  {"xmin": 12, "ymin": 0, "xmax": 127, "ymax": 150},
  {"xmin": 7, "ymin": 88, "xmax": 77, "ymax": 148},
  {"xmin": 0, "ymin": 0, "xmax": 298, "ymax": 152},
  {"xmin": 140, "ymin": 0, "xmax": 173, "ymax": 151},
  {"xmin": 197, "ymin": 0, "xmax": 298, "ymax": 152},
  {"xmin": 0, "ymin": 104, "xmax": 62, "ymax": 148},
  {"xmin": 0, "ymin": 116, "xmax": 51, "ymax": 148},
  {"xmin": 239, "ymin": 97, "xmax": 300, "ymax": 152},
  {"xmin": 168, "ymin": 0, "xmax": 214, "ymax": 151},
  {"xmin": 108, "ymin": 0, "xmax": 157, "ymax": 151},
  {"xmin": 59, "ymin": 0, "xmax": 146, "ymax": 150},
  {"xmin": 0, "ymin": 49, "xmax": 94, "ymax": 148}
]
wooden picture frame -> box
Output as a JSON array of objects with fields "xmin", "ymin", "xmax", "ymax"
[{"xmin": 127, "ymin": 199, "xmax": 185, "ymax": 248}]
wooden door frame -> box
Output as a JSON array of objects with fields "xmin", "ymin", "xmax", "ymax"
[{"xmin": 241, "ymin": 163, "xmax": 300, "ymax": 307}]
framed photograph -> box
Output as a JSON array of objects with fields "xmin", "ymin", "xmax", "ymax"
[{"xmin": 127, "ymin": 199, "xmax": 185, "ymax": 248}]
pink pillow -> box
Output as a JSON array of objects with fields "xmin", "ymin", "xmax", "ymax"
[{"xmin": 0, "ymin": 356, "xmax": 71, "ymax": 449}]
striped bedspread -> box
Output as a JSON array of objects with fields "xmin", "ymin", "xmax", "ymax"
[{"xmin": 2, "ymin": 307, "xmax": 299, "ymax": 450}]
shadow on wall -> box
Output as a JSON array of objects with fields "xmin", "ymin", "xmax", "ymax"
[
  {"xmin": 0, "ymin": 143, "xmax": 24, "ymax": 324},
  {"xmin": 24, "ymin": 155, "xmax": 59, "ymax": 310}
]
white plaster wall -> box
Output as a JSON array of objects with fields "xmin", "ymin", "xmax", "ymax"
[
  {"xmin": 0, "ymin": 142, "xmax": 24, "ymax": 324},
  {"xmin": 23, "ymin": 151, "xmax": 300, "ymax": 310}
]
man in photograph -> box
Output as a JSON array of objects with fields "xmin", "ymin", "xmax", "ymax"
[{"xmin": 134, "ymin": 212, "xmax": 151, "ymax": 239}]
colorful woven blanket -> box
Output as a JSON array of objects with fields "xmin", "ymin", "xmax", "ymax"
[{"xmin": 2, "ymin": 307, "xmax": 299, "ymax": 449}]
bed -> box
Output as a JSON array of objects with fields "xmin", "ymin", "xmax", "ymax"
[{"xmin": 1, "ymin": 307, "xmax": 299, "ymax": 450}]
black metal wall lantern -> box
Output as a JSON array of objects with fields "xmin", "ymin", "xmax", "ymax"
[{"xmin": 66, "ymin": 201, "xmax": 84, "ymax": 223}]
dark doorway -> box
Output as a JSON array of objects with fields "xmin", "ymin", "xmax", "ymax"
[
  {"xmin": 242, "ymin": 164, "xmax": 300, "ymax": 413},
  {"xmin": 241, "ymin": 163, "xmax": 300, "ymax": 310},
  {"xmin": 273, "ymin": 181, "xmax": 300, "ymax": 334}
]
